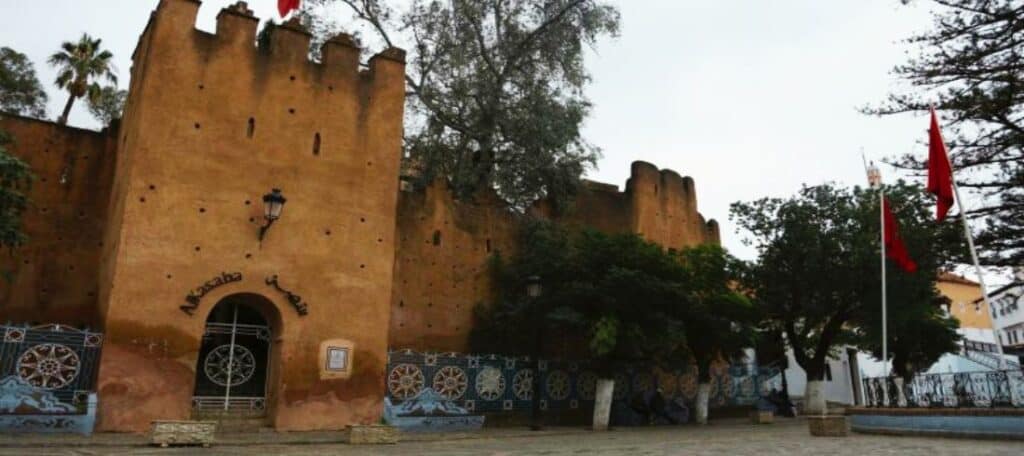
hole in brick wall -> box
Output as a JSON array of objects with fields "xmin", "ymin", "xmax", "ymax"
[
  {"xmin": 328, "ymin": 85, "xmax": 334, "ymax": 91},
  {"xmin": 427, "ymin": 302, "xmax": 432, "ymax": 307},
  {"xmin": 82, "ymin": 155, "xmax": 88, "ymax": 160},
  {"xmin": 427, "ymin": 324, "xmax": 432, "ymax": 328},
  {"xmin": 360, "ymin": 217, "xmax": 366, "ymax": 223},
  {"xmin": 360, "ymin": 264, "xmax": 366, "ymax": 269},
  {"xmin": 149, "ymin": 184, "xmax": 156, "ymax": 190},
  {"xmin": 68, "ymin": 265, "xmax": 75, "ymax": 271},
  {"xmin": 194, "ymin": 123, "xmax": 201, "ymax": 129},
  {"xmin": 486, "ymin": 239, "xmax": 491, "ymax": 253},
  {"xmin": 378, "ymin": 238, "xmax": 383, "ymax": 243},
  {"xmin": 98, "ymin": 241, "xmax": 103, "ymax": 247},
  {"xmin": 78, "ymin": 211, "xmax": 86, "ymax": 217},
  {"xmin": 166, "ymin": 274, "xmax": 172, "ymax": 279},
  {"xmin": 654, "ymin": 185, "xmax": 658, "ymax": 194},
  {"xmin": 325, "ymin": 229, "xmax": 331, "ymax": 236},
  {"xmin": 40, "ymin": 207, "xmax": 48, "ymax": 213},
  {"xmin": 199, "ymin": 208, "xmax": 206, "ymax": 213},
  {"xmin": 367, "ymin": 161, "xmax": 372, "ymax": 167},
  {"xmin": 290, "ymin": 75, "xmax": 296, "ymax": 81},
  {"xmin": 400, "ymin": 323, "xmax": 405, "ymax": 327},
  {"xmin": 41, "ymin": 177, "xmax": 47, "ymax": 182},
  {"xmin": 399, "ymin": 300, "xmax": 404, "ymax": 307},
  {"xmin": 57, "ymin": 236, "xmax": 63, "ymax": 241},
  {"xmin": 288, "ymin": 108, "xmax": 295, "ymax": 114},
  {"xmin": 194, "ymin": 246, "xmax": 201, "ymax": 252},
  {"xmin": 249, "ymin": 217, "xmax": 256, "ymax": 223},
  {"xmin": 139, "ymin": 197, "xmax": 146, "ymax": 202},
  {"xmin": 313, "ymin": 133, "xmax": 321, "ymax": 156},
  {"xmin": 245, "ymin": 253, "xmax": 252, "ymax": 259},
  {"xmin": 247, "ymin": 118, "xmax": 255, "ymax": 138},
  {"xmin": 245, "ymin": 200, "xmax": 251, "ymax": 205},
  {"xmin": 198, "ymin": 84, "xmax": 204, "ymax": 90},
  {"xmin": 23, "ymin": 260, "xmax": 29, "ymax": 265},
  {"xmin": 87, "ymin": 291, "xmax": 94, "ymax": 297},
  {"xmin": 432, "ymin": 230, "xmax": 441, "ymax": 246}
]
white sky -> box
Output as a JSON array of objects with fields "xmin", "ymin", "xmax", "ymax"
[{"xmin": 3, "ymin": 1, "xmax": 996, "ymax": 274}]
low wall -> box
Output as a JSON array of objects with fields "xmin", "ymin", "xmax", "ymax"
[{"xmin": 848, "ymin": 407, "xmax": 1024, "ymax": 440}]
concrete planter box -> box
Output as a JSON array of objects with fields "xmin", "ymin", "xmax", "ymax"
[
  {"xmin": 150, "ymin": 420, "xmax": 216, "ymax": 447},
  {"xmin": 807, "ymin": 415, "xmax": 848, "ymax": 437},
  {"xmin": 348, "ymin": 424, "xmax": 398, "ymax": 444},
  {"xmin": 749, "ymin": 410, "xmax": 773, "ymax": 424}
]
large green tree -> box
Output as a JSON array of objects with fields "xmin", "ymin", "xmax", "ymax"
[
  {"xmin": 304, "ymin": 0, "xmax": 619, "ymax": 210},
  {"xmin": 672, "ymin": 244, "xmax": 755, "ymax": 424},
  {"xmin": 869, "ymin": 0, "xmax": 1024, "ymax": 279},
  {"xmin": 731, "ymin": 182, "xmax": 961, "ymax": 413},
  {"xmin": 0, "ymin": 47, "xmax": 48, "ymax": 118},
  {"xmin": 48, "ymin": 33, "xmax": 117, "ymax": 125}
]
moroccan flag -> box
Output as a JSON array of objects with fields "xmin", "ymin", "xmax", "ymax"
[
  {"xmin": 883, "ymin": 198, "xmax": 917, "ymax": 273},
  {"xmin": 278, "ymin": 0, "xmax": 300, "ymax": 17},
  {"xmin": 927, "ymin": 108, "xmax": 955, "ymax": 221}
]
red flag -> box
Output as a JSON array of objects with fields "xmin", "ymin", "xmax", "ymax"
[
  {"xmin": 927, "ymin": 108, "xmax": 955, "ymax": 221},
  {"xmin": 278, "ymin": 0, "xmax": 300, "ymax": 17},
  {"xmin": 883, "ymin": 198, "xmax": 917, "ymax": 273}
]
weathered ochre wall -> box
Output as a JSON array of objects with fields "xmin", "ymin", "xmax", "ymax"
[
  {"xmin": 95, "ymin": 0, "xmax": 405, "ymax": 432},
  {"xmin": 389, "ymin": 161, "xmax": 721, "ymax": 353},
  {"xmin": 0, "ymin": 114, "xmax": 116, "ymax": 327},
  {"xmin": 389, "ymin": 183, "xmax": 519, "ymax": 352},
  {"xmin": 937, "ymin": 273, "xmax": 993, "ymax": 330}
]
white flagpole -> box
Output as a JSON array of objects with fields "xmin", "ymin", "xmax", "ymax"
[
  {"xmin": 945, "ymin": 159, "xmax": 1006, "ymax": 369},
  {"xmin": 880, "ymin": 188, "xmax": 888, "ymax": 381},
  {"xmin": 933, "ymin": 109, "xmax": 1007, "ymax": 369},
  {"xmin": 864, "ymin": 156, "xmax": 889, "ymax": 401}
]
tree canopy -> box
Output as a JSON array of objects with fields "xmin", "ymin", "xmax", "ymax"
[
  {"xmin": 869, "ymin": 0, "xmax": 1024, "ymax": 280},
  {"xmin": 731, "ymin": 182, "xmax": 962, "ymax": 382},
  {"xmin": 0, "ymin": 47, "xmax": 48, "ymax": 119},
  {"xmin": 0, "ymin": 130, "xmax": 33, "ymax": 256},
  {"xmin": 48, "ymin": 33, "xmax": 117, "ymax": 125},
  {"xmin": 86, "ymin": 85, "xmax": 127, "ymax": 127},
  {"xmin": 304, "ymin": 0, "xmax": 620, "ymax": 210}
]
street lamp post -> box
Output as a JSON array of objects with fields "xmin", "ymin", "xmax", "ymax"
[{"xmin": 526, "ymin": 275, "xmax": 544, "ymax": 431}]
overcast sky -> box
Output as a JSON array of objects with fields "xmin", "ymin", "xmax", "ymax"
[{"xmin": 1, "ymin": 1, "xmax": 966, "ymax": 265}]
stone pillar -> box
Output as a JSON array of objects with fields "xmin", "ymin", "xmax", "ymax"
[{"xmin": 592, "ymin": 378, "xmax": 615, "ymax": 431}]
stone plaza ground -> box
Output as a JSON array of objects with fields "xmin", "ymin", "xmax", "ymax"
[{"xmin": 2, "ymin": 418, "xmax": 1024, "ymax": 455}]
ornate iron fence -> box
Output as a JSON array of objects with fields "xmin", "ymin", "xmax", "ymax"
[
  {"xmin": 862, "ymin": 369, "xmax": 1024, "ymax": 408},
  {"xmin": 386, "ymin": 349, "xmax": 780, "ymax": 413}
]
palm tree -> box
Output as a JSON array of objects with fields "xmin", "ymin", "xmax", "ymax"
[{"xmin": 48, "ymin": 33, "xmax": 117, "ymax": 125}]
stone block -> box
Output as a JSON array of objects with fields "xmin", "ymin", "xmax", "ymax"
[
  {"xmin": 150, "ymin": 420, "xmax": 216, "ymax": 447},
  {"xmin": 348, "ymin": 424, "xmax": 398, "ymax": 444},
  {"xmin": 807, "ymin": 415, "xmax": 848, "ymax": 437},
  {"xmin": 749, "ymin": 410, "xmax": 774, "ymax": 424}
]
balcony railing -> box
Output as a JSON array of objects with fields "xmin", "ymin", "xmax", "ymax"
[{"xmin": 862, "ymin": 369, "xmax": 1024, "ymax": 408}]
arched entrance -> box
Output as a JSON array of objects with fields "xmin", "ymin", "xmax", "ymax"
[{"xmin": 192, "ymin": 293, "xmax": 276, "ymax": 416}]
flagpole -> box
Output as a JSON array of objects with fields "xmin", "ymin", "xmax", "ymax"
[
  {"xmin": 865, "ymin": 157, "xmax": 889, "ymax": 403},
  {"xmin": 930, "ymin": 108, "xmax": 1007, "ymax": 369},
  {"xmin": 880, "ymin": 187, "xmax": 888, "ymax": 381},
  {"xmin": 945, "ymin": 156, "xmax": 1007, "ymax": 369}
]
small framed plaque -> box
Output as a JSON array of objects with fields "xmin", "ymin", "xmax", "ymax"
[{"xmin": 326, "ymin": 346, "xmax": 349, "ymax": 371}]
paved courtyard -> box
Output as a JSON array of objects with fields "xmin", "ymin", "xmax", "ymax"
[{"xmin": 3, "ymin": 419, "xmax": 1024, "ymax": 455}]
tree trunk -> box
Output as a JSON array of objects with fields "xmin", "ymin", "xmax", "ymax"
[
  {"xmin": 592, "ymin": 378, "xmax": 614, "ymax": 431},
  {"xmin": 804, "ymin": 380, "xmax": 826, "ymax": 415},
  {"xmin": 58, "ymin": 93, "xmax": 76, "ymax": 125},
  {"xmin": 695, "ymin": 382, "xmax": 711, "ymax": 424}
]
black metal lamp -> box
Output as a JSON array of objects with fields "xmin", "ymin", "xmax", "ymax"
[{"xmin": 259, "ymin": 188, "xmax": 287, "ymax": 241}]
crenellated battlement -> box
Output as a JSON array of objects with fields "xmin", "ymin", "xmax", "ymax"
[{"xmin": 145, "ymin": 0, "xmax": 404, "ymax": 89}]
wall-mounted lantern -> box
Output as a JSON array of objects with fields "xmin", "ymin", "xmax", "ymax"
[
  {"xmin": 259, "ymin": 188, "xmax": 287, "ymax": 242},
  {"xmin": 526, "ymin": 275, "xmax": 543, "ymax": 299}
]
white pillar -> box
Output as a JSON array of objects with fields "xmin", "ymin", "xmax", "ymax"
[
  {"xmin": 804, "ymin": 380, "xmax": 826, "ymax": 415},
  {"xmin": 695, "ymin": 383, "xmax": 711, "ymax": 424},
  {"xmin": 592, "ymin": 378, "xmax": 615, "ymax": 431}
]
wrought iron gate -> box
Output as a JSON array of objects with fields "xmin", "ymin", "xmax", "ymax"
[{"xmin": 191, "ymin": 303, "xmax": 271, "ymax": 414}]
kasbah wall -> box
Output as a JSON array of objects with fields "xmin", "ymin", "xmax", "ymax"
[{"xmin": 0, "ymin": 0, "xmax": 719, "ymax": 432}]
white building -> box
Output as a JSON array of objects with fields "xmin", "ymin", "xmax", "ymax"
[{"xmin": 988, "ymin": 269, "xmax": 1024, "ymax": 361}]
